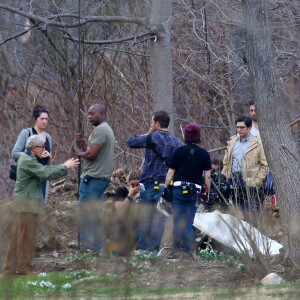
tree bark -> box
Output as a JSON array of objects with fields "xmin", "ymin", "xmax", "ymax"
[
  {"xmin": 149, "ymin": 0, "xmax": 174, "ymax": 132},
  {"xmin": 242, "ymin": 0, "xmax": 300, "ymax": 269}
]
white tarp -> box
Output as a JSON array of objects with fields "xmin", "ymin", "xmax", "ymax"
[{"xmin": 193, "ymin": 210, "xmax": 283, "ymax": 256}]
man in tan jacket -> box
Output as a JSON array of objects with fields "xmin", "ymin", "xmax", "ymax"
[{"xmin": 222, "ymin": 116, "xmax": 268, "ymax": 212}]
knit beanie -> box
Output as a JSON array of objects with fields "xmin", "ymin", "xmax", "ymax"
[{"xmin": 184, "ymin": 123, "xmax": 201, "ymax": 143}]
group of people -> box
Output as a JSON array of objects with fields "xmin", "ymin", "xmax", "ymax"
[{"xmin": 3, "ymin": 100, "xmax": 270, "ymax": 275}]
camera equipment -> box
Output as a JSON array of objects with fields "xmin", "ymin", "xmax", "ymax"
[
  {"xmin": 157, "ymin": 197, "xmax": 172, "ymax": 217},
  {"xmin": 161, "ymin": 186, "xmax": 172, "ymax": 202},
  {"xmin": 198, "ymin": 170, "xmax": 233, "ymax": 211}
]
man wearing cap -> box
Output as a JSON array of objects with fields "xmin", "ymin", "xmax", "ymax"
[
  {"xmin": 222, "ymin": 116, "xmax": 268, "ymax": 213},
  {"xmin": 165, "ymin": 123, "xmax": 211, "ymax": 260},
  {"xmin": 127, "ymin": 111, "xmax": 180, "ymax": 252}
]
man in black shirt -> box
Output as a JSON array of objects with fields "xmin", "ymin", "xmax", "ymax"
[{"xmin": 165, "ymin": 123, "xmax": 211, "ymax": 259}]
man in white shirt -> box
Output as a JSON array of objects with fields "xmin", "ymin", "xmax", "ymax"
[
  {"xmin": 249, "ymin": 101, "xmax": 275, "ymax": 197},
  {"xmin": 249, "ymin": 101, "xmax": 260, "ymax": 138}
]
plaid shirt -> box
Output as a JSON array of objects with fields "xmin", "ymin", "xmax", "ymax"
[{"xmin": 127, "ymin": 130, "xmax": 181, "ymax": 187}]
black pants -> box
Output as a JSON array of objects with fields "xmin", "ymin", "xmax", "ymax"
[{"xmin": 231, "ymin": 175, "xmax": 264, "ymax": 212}]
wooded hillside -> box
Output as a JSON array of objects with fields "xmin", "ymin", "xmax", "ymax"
[{"xmin": 1, "ymin": 0, "xmax": 300, "ymax": 199}]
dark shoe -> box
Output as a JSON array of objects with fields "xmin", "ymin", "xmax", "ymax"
[
  {"xmin": 2, "ymin": 270, "xmax": 16, "ymax": 276},
  {"xmin": 166, "ymin": 251, "xmax": 180, "ymax": 260},
  {"xmin": 181, "ymin": 252, "xmax": 196, "ymax": 261},
  {"xmin": 16, "ymin": 269, "xmax": 35, "ymax": 275}
]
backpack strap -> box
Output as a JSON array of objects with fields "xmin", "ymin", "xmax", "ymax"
[
  {"xmin": 174, "ymin": 147, "xmax": 195, "ymax": 179},
  {"xmin": 146, "ymin": 134, "xmax": 168, "ymax": 164}
]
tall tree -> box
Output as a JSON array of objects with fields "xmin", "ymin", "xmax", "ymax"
[
  {"xmin": 0, "ymin": 1, "xmax": 174, "ymax": 122},
  {"xmin": 242, "ymin": 0, "xmax": 300, "ymax": 269},
  {"xmin": 148, "ymin": 0, "xmax": 174, "ymax": 131},
  {"xmin": 1, "ymin": 0, "xmax": 300, "ymax": 200}
]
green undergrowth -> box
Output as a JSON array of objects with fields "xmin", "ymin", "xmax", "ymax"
[
  {"xmin": 196, "ymin": 248, "xmax": 246, "ymax": 270},
  {"xmin": 1, "ymin": 272, "xmax": 300, "ymax": 299}
]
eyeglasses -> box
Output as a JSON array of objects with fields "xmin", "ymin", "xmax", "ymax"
[
  {"xmin": 35, "ymin": 145, "xmax": 45, "ymax": 149},
  {"xmin": 236, "ymin": 126, "xmax": 246, "ymax": 129}
]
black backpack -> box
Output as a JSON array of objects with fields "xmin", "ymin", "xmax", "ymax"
[{"xmin": 9, "ymin": 129, "xmax": 32, "ymax": 181}]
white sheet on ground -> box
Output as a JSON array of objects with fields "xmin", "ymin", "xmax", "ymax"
[{"xmin": 193, "ymin": 210, "xmax": 283, "ymax": 256}]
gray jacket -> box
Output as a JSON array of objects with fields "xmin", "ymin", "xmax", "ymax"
[{"xmin": 12, "ymin": 128, "xmax": 53, "ymax": 161}]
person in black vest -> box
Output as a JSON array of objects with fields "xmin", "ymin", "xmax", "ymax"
[{"xmin": 164, "ymin": 123, "xmax": 211, "ymax": 260}]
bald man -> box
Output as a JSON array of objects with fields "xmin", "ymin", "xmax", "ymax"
[{"xmin": 74, "ymin": 103, "xmax": 115, "ymax": 253}]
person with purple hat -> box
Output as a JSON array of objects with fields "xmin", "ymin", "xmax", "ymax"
[{"xmin": 164, "ymin": 123, "xmax": 211, "ymax": 260}]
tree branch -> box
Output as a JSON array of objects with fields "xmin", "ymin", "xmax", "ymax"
[
  {"xmin": 0, "ymin": 4, "xmax": 148, "ymax": 28},
  {"xmin": 62, "ymin": 31, "xmax": 156, "ymax": 45},
  {"xmin": 0, "ymin": 22, "xmax": 40, "ymax": 46},
  {"xmin": 91, "ymin": 46, "xmax": 150, "ymax": 57}
]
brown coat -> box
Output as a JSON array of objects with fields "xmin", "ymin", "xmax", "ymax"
[{"xmin": 222, "ymin": 135, "xmax": 268, "ymax": 188}]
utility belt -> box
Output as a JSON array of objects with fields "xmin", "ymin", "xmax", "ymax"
[
  {"xmin": 172, "ymin": 181, "xmax": 202, "ymax": 195},
  {"xmin": 151, "ymin": 177, "xmax": 166, "ymax": 190},
  {"xmin": 82, "ymin": 175, "xmax": 110, "ymax": 184}
]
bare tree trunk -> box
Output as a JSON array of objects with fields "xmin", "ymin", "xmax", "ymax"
[
  {"xmin": 242, "ymin": 0, "xmax": 300, "ymax": 269},
  {"xmin": 149, "ymin": 0, "xmax": 174, "ymax": 132}
]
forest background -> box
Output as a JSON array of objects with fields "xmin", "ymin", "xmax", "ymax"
[{"xmin": 1, "ymin": 0, "xmax": 300, "ymax": 269}]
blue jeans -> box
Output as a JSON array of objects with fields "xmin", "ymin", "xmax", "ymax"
[
  {"xmin": 136, "ymin": 184, "xmax": 167, "ymax": 251},
  {"xmin": 172, "ymin": 188, "xmax": 197, "ymax": 254},
  {"xmin": 79, "ymin": 177, "xmax": 110, "ymax": 252}
]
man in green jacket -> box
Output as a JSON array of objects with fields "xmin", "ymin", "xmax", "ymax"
[
  {"xmin": 3, "ymin": 135, "xmax": 79, "ymax": 275},
  {"xmin": 222, "ymin": 116, "xmax": 268, "ymax": 214}
]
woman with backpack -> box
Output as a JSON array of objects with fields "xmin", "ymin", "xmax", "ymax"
[{"xmin": 12, "ymin": 105, "xmax": 52, "ymax": 203}]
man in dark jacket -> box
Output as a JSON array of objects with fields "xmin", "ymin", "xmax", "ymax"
[{"xmin": 127, "ymin": 111, "xmax": 180, "ymax": 252}]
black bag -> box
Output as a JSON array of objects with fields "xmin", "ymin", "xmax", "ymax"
[
  {"xmin": 9, "ymin": 164, "xmax": 17, "ymax": 181},
  {"xmin": 9, "ymin": 128, "xmax": 32, "ymax": 181},
  {"xmin": 161, "ymin": 186, "xmax": 173, "ymax": 202}
]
